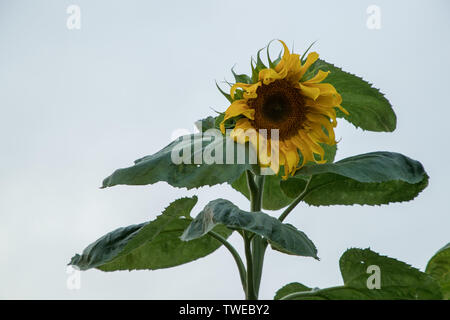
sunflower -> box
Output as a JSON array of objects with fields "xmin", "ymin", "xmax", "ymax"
[{"xmin": 220, "ymin": 40, "xmax": 348, "ymax": 178}]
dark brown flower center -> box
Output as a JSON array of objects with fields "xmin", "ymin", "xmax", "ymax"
[{"xmin": 248, "ymin": 80, "xmax": 305, "ymax": 140}]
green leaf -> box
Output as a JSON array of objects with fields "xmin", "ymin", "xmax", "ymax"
[
  {"xmin": 102, "ymin": 133, "xmax": 254, "ymax": 190},
  {"xmin": 181, "ymin": 199, "xmax": 318, "ymax": 259},
  {"xmin": 281, "ymin": 151, "xmax": 429, "ymax": 206},
  {"xmin": 306, "ymin": 59, "xmax": 396, "ymax": 132},
  {"xmin": 277, "ymin": 248, "xmax": 442, "ymax": 300},
  {"xmin": 426, "ymin": 243, "xmax": 450, "ymax": 299},
  {"xmin": 69, "ymin": 197, "xmax": 233, "ymax": 271},
  {"xmin": 339, "ymin": 248, "xmax": 442, "ymax": 299},
  {"xmin": 274, "ymin": 282, "xmax": 311, "ymax": 300}
]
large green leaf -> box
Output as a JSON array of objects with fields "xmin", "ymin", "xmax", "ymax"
[
  {"xmin": 305, "ymin": 59, "xmax": 396, "ymax": 132},
  {"xmin": 426, "ymin": 243, "xmax": 450, "ymax": 299},
  {"xmin": 69, "ymin": 197, "xmax": 232, "ymax": 271},
  {"xmin": 181, "ymin": 199, "xmax": 318, "ymax": 259},
  {"xmin": 281, "ymin": 151, "xmax": 428, "ymax": 206},
  {"xmin": 339, "ymin": 248, "xmax": 442, "ymax": 299},
  {"xmin": 276, "ymin": 248, "xmax": 442, "ymax": 300},
  {"xmin": 102, "ymin": 133, "xmax": 254, "ymax": 190}
]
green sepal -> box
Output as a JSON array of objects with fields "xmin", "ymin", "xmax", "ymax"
[
  {"xmin": 231, "ymin": 66, "xmax": 252, "ymax": 84},
  {"xmin": 251, "ymin": 48, "xmax": 268, "ymax": 83},
  {"xmin": 215, "ymin": 81, "xmax": 232, "ymax": 103}
]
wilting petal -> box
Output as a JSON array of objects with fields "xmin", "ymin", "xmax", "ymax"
[
  {"xmin": 303, "ymin": 70, "xmax": 329, "ymax": 84},
  {"xmin": 303, "ymin": 82, "xmax": 337, "ymax": 96},
  {"xmin": 220, "ymin": 101, "xmax": 255, "ymax": 133},
  {"xmin": 299, "ymin": 83, "xmax": 321, "ymax": 100},
  {"xmin": 259, "ymin": 68, "xmax": 283, "ymax": 85},
  {"xmin": 299, "ymin": 52, "xmax": 319, "ymax": 79}
]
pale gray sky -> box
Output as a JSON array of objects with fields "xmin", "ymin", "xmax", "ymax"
[{"xmin": 0, "ymin": 0, "xmax": 449, "ymax": 299}]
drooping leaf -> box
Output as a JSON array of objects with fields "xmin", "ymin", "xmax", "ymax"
[
  {"xmin": 426, "ymin": 243, "xmax": 450, "ymax": 299},
  {"xmin": 102, "ymin": 133, "xmax": 255, "ymax": 190},
  {"xmin": 181, "ymin": 199, "xmax": 318, "ymax": 259},
  {"xmin": 281, "ymin": 151, "xmax": 428, "ymax": 206},
  {"xmin": 277, "ymin": 248, "xmax": 442, "ymax": 300},
  {"xmin": 69, "ymin": 197, "xmax": 232, "ymax": 271},
  {"xmin": 305, "ymin": 59, "xmax": 396, "ymax": 132}
]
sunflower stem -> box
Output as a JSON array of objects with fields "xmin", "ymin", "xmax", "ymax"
[
  {"xmin": 244, "ymin": 232, "xmax": 256, "ymax": 300},
  {"xmin": 245, "ymin": 171, "xmax": 267, "ymax": 300},
  {"xmin": 208, "ymin": 231, "xmax": 247, "ymax": 296},
  {"xmin": 278, "ymin": 175, "xmax": 312, "ymax": 222}
]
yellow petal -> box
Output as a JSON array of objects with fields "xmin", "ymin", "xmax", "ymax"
[
  {"xmin": 281, "ymin": 140, "xmax": 300, "ymax": 170},
  {"xmin": 220, "ymin": 101, "xmax": 255, "ymax": 133},
  {"xmin": 314, "ymin": 94, "xmax": 343, "ymax": 107},
  {"xmin": 303, "ymin": 82, "xmax": 337, "ymax": 96},
  {"xmin": 291, "ymin": 135, "xmax": 314, "ymax": 167},
  {"xmin": 274, "ymin": 40, "xmax": 291, "ymax": 73},
  {"xmin": 303, "ymin": 70, "xmax": 330, "ymax": 84},
  {"xmin": 336, "ymin": 104, "xmax": 350, "ymax": 115},
  {"xmin": 230, "ymin": 82, "xmax": 260, "ymax": 99},
  {"xmin": 298, "ymin": 131, "xmax": 325, "ymax": 159},
  {"xmin": 299, "ymin": 52, "xmax": 319, "ymax": 79},
  {"xmin": 259, "ymin": 68, "xmax": 283, "ymax": 85},
  {"xmin": 306, "ymin": 102, "xmax": 337, "ymax": 121},
  {"xmin": 230, "ymin": 121, "xmax": 257, "ymax": 144},
  {"xmin": 272, "ymin": 40, "xmax": 302, "ymax": 83},
  {"xmin": 299, "ymin": 83, "xmax": 321, "ymax": 100}
]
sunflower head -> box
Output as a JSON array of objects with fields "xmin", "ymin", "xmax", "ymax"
[{"xmin": 219, "ymin": 40, "xmax": 348, "ymax": 179}]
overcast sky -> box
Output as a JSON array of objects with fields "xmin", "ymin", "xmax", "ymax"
[{"xmin": 0, "ymin": 0, "xmax": 449, "ymax": 299}]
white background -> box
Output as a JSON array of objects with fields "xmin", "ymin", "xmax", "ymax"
[{"xmin": 0, "ymin": 0, "xmax": 449, "ymax": 299}]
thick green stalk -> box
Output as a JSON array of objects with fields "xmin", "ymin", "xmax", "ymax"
[
  {"xmin": 244, "ymin": 170, "xmax": 258, "ymax": 300},
  {"xmin": 208, "ymin": 231, "xmax": 247, "ymax": 295},
  {"xmin": 244, "ymin": 232, "xmax": 256, "ymax": 300},
  {"xmin": 250, "ymin": 175, "xmax": 266, "ymax": 298},
  {"xmin": 278, "ymin": 176, "xmax": 312, "ymax": 222},
  {"xmin": 245, "ymin": 170, "xmax": 266, "ymax": 299}
]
